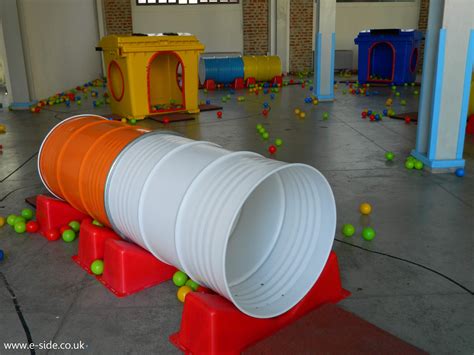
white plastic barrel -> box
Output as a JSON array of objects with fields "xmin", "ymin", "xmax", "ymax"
[{"xmin": 105, "ymin": 132, "xmax": 336, "ymax": 318}]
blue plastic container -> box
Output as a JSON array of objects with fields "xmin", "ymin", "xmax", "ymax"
[
  {"xmin": 199, "ymin": 56, "xmax": 244, "ymax": 84},
  {"xmin": 354, "ymin": 29, "xmax": 422, "ymax": 85}
]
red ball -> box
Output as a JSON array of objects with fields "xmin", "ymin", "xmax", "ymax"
[
  {"xmin": 59, "ymin": 225, "xmax": 70, "ymax": 234},
  {"xmin": 301, "ymin": 84, "xmax": 305, "ymax": 89},
  {"xmin": 369, "ymin": 114, "xmax": 375, "ymax": 121},
  {"xmin": 262, "ymin": 109, "xmax": 268, "ymax": 116},
  {"xmin": 404, "ymin": 116, "xmax": 411, "ymax": 124},
  {"xmin": 217, "ymin": 111, "xmax": 222, "ymax": 118},
  {"xmin": 45, "ymin": 229, "xmax": 60, "ymax": 241},
  {"xmin": 26, "ymin": 221, "xmax": 40, "ymax": 233},
  {"xmin": 163, "ymin": 117, "xmax": 170, "ymax": 124},
  {"xmin": 361, "ymin": 111, "xmax": 367, "ymax": 118},
  {"xmin": 268, "ymin": 145, "xmax": 277, "ymax": 154}
]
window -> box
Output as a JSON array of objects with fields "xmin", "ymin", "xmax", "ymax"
[{"xmin": 137, "ymin": 0, "xmax": 239, "ymax": 5}]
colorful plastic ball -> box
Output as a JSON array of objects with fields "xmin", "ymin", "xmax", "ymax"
[
  {"xmin": 361, "ymin": 111, "xmax": 367, "ymax": 118},
  {"xmin": 163, "ymin": 117, "xmax": 170, "ymax": 125},
  {"xmin": 362, "ymin": 227, "xmax": 376, "ymax": 241},
  {"xmin": 455, "ymin": 168, "xmax": 465, "ymax": 177},
  {"xmin": 405, "ymin": 160, "xmax": 415, "ymax": 169},
  {"xmin": 256, "ymin": 124, "xmax": 263, "ymax": 131},
  {"xmin": 14, "ymin": 216, "xmax": 26, "ymax": 225},
  {"xmin": 414, "ymin": 160, "xmax": 424, "ymax": 170},
  {"xmin": 185, "ymin": 279, "xmax": 199, "ymax": 291},
  {"xmin": 45, "ymin": 229, "xmax": 60, "ymax": 240},
  {"xmin": 395, "ymin": 92, "xmax": 401, "ymax": 97},
  {"xmin": 275, "ymin": 138, "xmax": 283, "ymax": 147},
  {"xmin": 401, "ymin": 99, "xmax": 407, "ymax": 106},
  {"xmin": 268, "ymin": 145, "xmax": 277, "ymax": 154},
  {"xmin": 217, "ymin": 111, "xmax": 223, "ymax": 119},
  {"xmin": 414, "ymin": 90, "xmax": 419, "ymax": 95},
  {"xmin": 62, "ymin": 229, "xmax": 76, "ymax": 243},
  {"xmin": 359, "ymin": 203, "xmax": 372, "ymax": 215},
  {"xmin": 0, "ymin": 216, "xmax": 5, "ymax": 228},
  {"xmin": 0, "ymin": 249, "xmax": 4, "ymax": 261},
  {"xmin": 299, "ymin": 112, "xmax": 306, "ymax": 118},
  {"xmin": 14, "ymin": 221, "xmax": 26, "ymax": 234},
  {"xmin": 262, "ymin": 109, "xmax": 269, "ymax": 116},
  {"xmin": 369, "ymin": 114, "xmax": 375, "ymax": 121},
  {"xmin": 404, "ymin": 117, "xmax": 411, "ymax": 124},
  {"xmin": 21, "ymin": 208, "xmax": 34, "ymax": 220},
  {"xmin": 90, "ymin": 259, "xmax": 104, "ymax": 275},
  {"xmin": 68, "ymin": 220, "xmax": 81, "ymax": 232},
  {"xmin": 406, "ymin": 156, "xmax": 416, "ymax": 162},
  {"xmin": 385, "ymin": 151, "xmax": 394, "ymax": 161},
  {"xmin": 92, "ymin": 220, "xmax": 103, "ymax": 227},
  {"xmin": 342, "ymin": 224, "xmax": 355, "ymax": 237},
  {"xmin": 173, "ymin": 271, "xmax": 188, "ymax": 287},
  {"xmin": 177, "ymin": 285, "xmax": 193, "ymax": 303},
  {"xmin": 323, "ymin": 112, "xmax": 329, "ymax": 120},
  {"xmin": 383, "ymin": 109, "xmax": 388, "ymax": 116},
  {"xmin": 26, "ymin": 221, "xmax": 39, "ymax": 233},
  {"xmin": 262, "ymin": 132, "xmax": 270, "ymax": 140},
  {"xmin": 270, "ymin": 93, "xmax": 275, "ymax": 100},
  {"xmin": 313, "ymin": 99, "xmax": 318, "ymax": 105},
  {"xmin": 258, "ymin": 127, "xmax": 266, "ymax": 134},
  {"xmin": 294, "ymin": 108, "xmax": 300, "ymax": 115},
  {"xmin": 206, "ymin": 99, "xmax": 211, "ymax": 105},
  {"xmin": 121, "ymin": 118, "xmax": 127, "ymax": 123},
  {"xmin": 367, "ymin": 110, "xmax": 372, "ymax": 115},
  {"xmin": 6, "ymin": 214, "xmax": 17, "ymax": 226}
]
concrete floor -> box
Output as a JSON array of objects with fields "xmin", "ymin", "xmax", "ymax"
[{"xmin": 0, "ymin": 81, "xmax": 473, "ymax": 354}]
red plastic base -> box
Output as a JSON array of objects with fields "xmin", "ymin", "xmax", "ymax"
[
  {"xmin": 233, "ymin": 77, "xmax": 245, "ymax": 90},
  {"xmin": 36, "ymin": 195, "xmax": 88, "ymax": 240},
  {"xmin": 467, "ymin": 115, "xmax": 474, "ymax": 135},
  {"xmin": 246, "ymin": 77, "xmax": 256, "ymax": 87},
  {"xmin": 170, "ymin": 252, "xmax": 349, "ymax": 354},
  {"xmin": 204, "ymin": 79, "xmax": 216, "ymax": 90},
  {"xmin": 72, "ymin": 221, "xmax": 176, "ymax": 297},
  {"xmin": 272, "ymin": 75, "xmax": 283, "ymax": 86}
]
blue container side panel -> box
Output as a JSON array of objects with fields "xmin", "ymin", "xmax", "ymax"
[
  {"xmin": 201, "ymin": 57, "xmax": 244, "ymax": 84},
  {"xmin": 355, "ymin": 29, "xmax": 422, "ymax": 84}
]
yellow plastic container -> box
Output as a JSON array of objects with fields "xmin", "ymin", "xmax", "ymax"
[
  {"xmin": 99, "ymin": 34, "xmax": 204, "ymax": 119},
  {"xmin": 243, "ymin": 56, "xmax": 282, "ymax": 82}
]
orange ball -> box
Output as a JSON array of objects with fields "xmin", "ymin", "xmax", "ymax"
[
  {"xmin": 359, "ymin": 203, "xmax": 372, "ymax": 215},
  {"xmin": 177, "ymin": 285, "xmax": 193, "ymax": 303}
]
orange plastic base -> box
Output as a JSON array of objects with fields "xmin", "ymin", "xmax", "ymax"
[{"xmin": 170, "ymin": 252, "xmax": 349, "ymax": 354}]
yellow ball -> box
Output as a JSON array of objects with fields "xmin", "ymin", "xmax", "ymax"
[
  {"xmin": 299, "ymin": 112, "xmax": 306, "ymax": 118},
  {"xmin": 177, "ymin": 285, "xmax": 193, "ymax": 303},
  {"xmin": 0, "ymin": 216, "xmax": 5, "ymax": 228},
  {"xmin": 294, "ymin": 108, "xmax": 300, "ymax": 115},
  {"xmin": 359, "ymin": 203, "xmax": 372, "ymax": 215},
  {"xmin": 312, "ymin": 99, "xmax": 318, "ymax": 105},
  {"xmin": 121, "ymin": 118, "xmax": 127, "ymax": 123}
]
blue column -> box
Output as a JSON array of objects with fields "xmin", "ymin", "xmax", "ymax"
[
  {"xmin": 313, "ymin": 0, "xmax": 336, "ymax": 102},
  {"xmin": 412, "ymin": 0, "xmax": 474, "ymax": 170}
]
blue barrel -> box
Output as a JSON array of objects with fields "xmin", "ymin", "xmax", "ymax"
[{"xmin": 199, "ymin": 56, "xmax": 244, "ymax": 84}]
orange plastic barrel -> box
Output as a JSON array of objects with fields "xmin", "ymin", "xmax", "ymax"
[{"xmin": 38, "ymin": 115, "xmax": 148, "ymax": 226}]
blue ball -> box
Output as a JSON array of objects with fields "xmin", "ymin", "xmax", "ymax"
[
  {"xmin": 263, "ymin": 89, "xmax": 269, "ymax": 94},
  {"xmin": 93, "ymin": 101, "xmax": 97, "ymax": 107},
  {"xmin": 383, "ymin": 109, "xmax": 388, "ymax": 116},
  {"xmin": 65, "ymin": 101, "xmax": 70, "ymax": 107},
  {"xmin": 0, "ymin": 249, "xmax": 4, "ymax": 261},
  {"xmin": 367, "ymin": 110, "xmax": 372, "ymax": 115},
  {"xmin": 309, "ymin": 86, "xmax": 313, "ymax": 91},
  {"xmin": 263, "ymin": 82, "xmax": 269, "ymax": 88},
  {"xmin": 263, "ymin": 102, "xmax": 269, "ymax": 108},
  {"xmin": 206, "ymin": 99, "xmax": 211, "ymax": 105},
  {"xmin": 455, "ymin": 168, "xmax": 465, "ymax": 177},
  {"xmin": 270, "ymin": 93, "xmax": 275, "ymax": 100}
]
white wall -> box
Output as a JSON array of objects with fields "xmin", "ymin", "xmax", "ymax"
[
  {"xmin": 18, "ymin": 0, "xmax": 102, "ymax": 100},
  {"xmin": 131, "ymin": 1, "xmax": 243, "ymax": 54},
  {"xmin": 336, "ymin": 1, "xmax": 420, "ymax": 69}
]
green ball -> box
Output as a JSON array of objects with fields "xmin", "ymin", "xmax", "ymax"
[
  {"xmin": 62, "ymin": 229, "xmax": 76, "ymax": 242},
  {"xmin": 323, "ymin": 112, "xmax": 329, "ymax": 119},
  {"xmin": 385, "ymin": 152, "xmax": 394, "ymax": 161},
  {"xmin": 395, "ymin": 92, "xmax": 400, "ymax": 96},
  {"xmin": 129, "ymin": 119, "xmax": 137, "ymax": 125},
  {"xmin": 256, "ymin": 124, "xmax": 263, "ymax": 130},
  {"xmin": 362, "ymin": 227, "xmax": 376, "ymax": 241},
  {"xmin": 173, "ymin": 271, "xmax": 188, "ymax": 287},
  {"xmin": 68, "ymin": 220, "xmax": 81, "ymax": 232},
  {"xmin": 400, "ymin": 100, "xmax": 406, "ymax": 105},
  {"xmin": 185, "ymin": 279, "xmax": 199, "ymax": 291},
  {"xmin": 14, "ymin": 221, "xmax": 26, "ymax": 234},
  {"xmin": 406, "ymin": 156, "xmax": 416, "ymax": 162},
  {"xmin": 14, "ymin": 216, "xmax": 26, "ymax": 225},
  {"xmin": 391, "ymin": 85, "xmax": 397, "ymax": 90},
  {"xmin": 258, "ymin": 127, "xmax": 266, "ymax": 134},
  {"xmin": 90, "ymin": 259, "xmax": 104, "ymax": 275},
  {"xmin": 414, "ymin": 90, "xmax": 419, "ymax": 95},
  {"xmin": 405, "ymin": 160, "xmax": 415, "ymax": 169},
  {"xmin": 92, "ymin": 220, "xmax": 103, "ymax": 227},
  {"xmin": 414, "ymin": 160, "xmax": 424, "ymax": 170},
  {"xmin": 404, "ymin": 83, "xmax": 408, "ymax": 87},
  {"xmin": 21, "ymin": 208, "xmax": 34, "ymax": 220},
  {"xmin": 342, "ymin": 224, "xmax": 355, "ymax": 237},
  {"xmin": 7, "ymin": 214, "xmax": 17, "ymax": 226},
  {"xmin": 275, "ymin": 138, "xmax": 283, "ymax": 147},
  {"xmin": 262, "ymin": 132, "xmax": 269, "ymax": 140}
]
